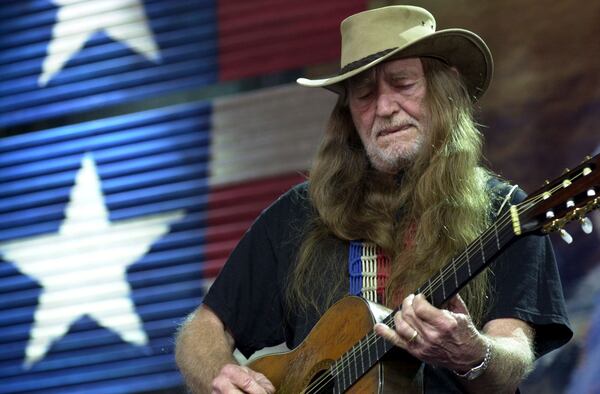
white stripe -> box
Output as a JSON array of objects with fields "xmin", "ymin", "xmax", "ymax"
[
  {"xmin": 361, "ymin": 242, "xmax": 378, "ymax": 302},
  {"xmin": 210, "ymin": 84, "xmax": 337, "ymax": 186}
]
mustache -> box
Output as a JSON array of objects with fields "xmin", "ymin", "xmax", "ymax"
[{"xmin": 372, "ymin": 119, "xmax": 418, "ymax": 136}]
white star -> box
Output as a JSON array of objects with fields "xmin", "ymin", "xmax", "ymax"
[
  {"xmin": 0, "ymin": 153, "xmax": 184, "ymax": 368},
  {"xmin": 39, "ymin": 0, "xmax": 161, "ymax": 87}
]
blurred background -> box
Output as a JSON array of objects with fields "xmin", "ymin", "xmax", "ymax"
[{"xmin": 0, "ymin": 0, "xmax": 598, "ymax": 393}]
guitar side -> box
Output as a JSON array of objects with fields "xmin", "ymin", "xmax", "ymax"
[{"xmin": 248, "ymin": 296, "xmax": 421, "ymax": 393}]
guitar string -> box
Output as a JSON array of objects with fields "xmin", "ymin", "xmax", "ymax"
[{"xmin": 303, "ymin": 176, "xmax": 588, "ymax": 393}]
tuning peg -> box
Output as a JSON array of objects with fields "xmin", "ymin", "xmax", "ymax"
[
  {"xmin": 559, "ymin": 229, "xmax": 573, "ymax": 244},
  {"xmin": 546, "ymin": 210, "xmax": 555, "ymax": 219},
  {"xmin": 563, "ymin": 168, "xmax": 571, "ymax": 174},
  {"xmin": 580, "ymin": 217, "xmax": 593, "ymax": 234},
  {"xmin": 566, "ymin": 199, "xmax": 575, "ymax": 208},
  {"xmin": 588, "ymin": 188, "xmax": 596, "ymax": 197}
]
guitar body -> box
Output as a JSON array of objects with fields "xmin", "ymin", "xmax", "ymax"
[{"xmin": 248, "ymin": 296, "xmax": 422, "ymax": 393}]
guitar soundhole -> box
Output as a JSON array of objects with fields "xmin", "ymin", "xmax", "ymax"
[{"xmin": 306, "ymin": 370, "xmax": 335, "ymax": 393}]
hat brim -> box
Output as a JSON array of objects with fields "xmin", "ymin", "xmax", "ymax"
[{"xmin": 297, "ymin": 28, "xmax": 493, "ymax": 101}]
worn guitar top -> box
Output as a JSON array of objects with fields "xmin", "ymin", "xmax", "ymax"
[{"xmin": 203, "ymin": 179, "xmax": 572, "ymax": 393}]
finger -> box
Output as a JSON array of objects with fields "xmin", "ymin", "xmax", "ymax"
[
  {"xmin": 375, "ymin": 321, "xmax": 420, "ymax": 349},
  {"xmin": 249, "ymin": 371, "xmax": 276, "ymax": 393},
  {"xmin": 401, "ymin": 294, "xmax": 416, "ymax": 314},
  {"xmin": 220, "ymin": 365, "xmax": 269, "ymax": 394},
  {"xmin": 230, "ymin": 373, "xmax": 269, "ymax": 394},
  {"xmin": 446, "ymin": 294, "xmax": 469, "ymax": 315},
  {"xmin": 411, "ymin": 293, "xmax": 446, "ymax": 324},
  {"xmin": 393, "ymin": 310, "xmax": 418, "ymax": 339},
  {"xmin": 400, "ymin": 294, "xmax": 421, "ymax": 329},
  {"xmin": 374, "ymin": 323, "xmax": 405, "ymax": 348},
  {"xmin": 212, "ymin": 375, "xmax": 244, "ymax": 394}
]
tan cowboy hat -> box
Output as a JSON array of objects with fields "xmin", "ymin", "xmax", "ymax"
[{"xmin": 297, "ymin": 5, "xmax": 493, "ymax": 101}]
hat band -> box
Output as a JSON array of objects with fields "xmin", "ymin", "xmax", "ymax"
[{"xmin": 339, "ymin": 47, "xmax": 396, "ymax": 75}]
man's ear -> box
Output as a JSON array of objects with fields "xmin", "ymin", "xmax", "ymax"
[{"xmin": 450, "ymin": 66, "xmax": 460, "ymax": 77}]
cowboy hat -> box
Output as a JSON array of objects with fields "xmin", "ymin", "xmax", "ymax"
[{"xmin": 297, "ymin": 5, "xmax": 493, "ymax": 101}]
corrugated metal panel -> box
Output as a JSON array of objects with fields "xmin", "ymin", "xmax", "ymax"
[
  {"xmin": 203, "ymin": 173, "xmax": 308, "ymax": 278},
  {"xmin": 0, "ymin": 0, "xmax": 217, "ymax": 128},
  {"xmin": 218, "ymin": 0, "xmax": 366, "ymax": 80}
]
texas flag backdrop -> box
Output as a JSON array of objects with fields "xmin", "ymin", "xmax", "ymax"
[
  {"xmin": 0, "ymin": 0, "xmax": 363, "ymax": 393},
  {"xmin": 2, "ymin": 1, "xmax": 598, "ymax": 394}
]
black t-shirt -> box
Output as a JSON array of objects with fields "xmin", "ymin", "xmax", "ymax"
[{"xmin": 203, "ymin": 180, "xmax": 572, "ymax": 392}]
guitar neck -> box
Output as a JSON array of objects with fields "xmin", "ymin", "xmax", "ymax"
[{"xmin": 415, "ymin": 210, "xmax": 517, "ymax": 308}]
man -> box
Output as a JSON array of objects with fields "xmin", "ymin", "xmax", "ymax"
[{"xmin": 176, "ymin": 5, "xmax": 572, "ymax": 393}]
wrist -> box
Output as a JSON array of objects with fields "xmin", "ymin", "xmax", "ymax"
[{"xmin": 453, "ymin": 336, "xmax": 492, "ymax": 381}]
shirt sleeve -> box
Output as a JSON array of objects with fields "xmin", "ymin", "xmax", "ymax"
[
  {"xmin": 202, "ymin": 184, "xmax": 307, "ymax": 359},
  {"xmin": 484, "ymin": 187, "xmax": 573, "ymax": 358}
]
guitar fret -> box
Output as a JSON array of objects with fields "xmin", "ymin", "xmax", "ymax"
[
  {"xmin": 340, "ymin": 355, "xmax": 347, "ymax": 391},
  {"xmin": 494, "ymin": 224, "xmax": 501, "ymax": 250},
  {"xmin": 440, "ymin": 268, "xmax": 446, "ymax": 300},
  {"xmin": 334, "ymin": 360, "xmax": 341, "ymax": 394},
  {"xmin": 376, "ymin": 336, "xmax": 385, "ymax": 360},
  {"xmin": 351, "ymin": 347, "xmax": 357, "ymax": 387},
  {"xmin": 349, "ymin": 345, "xmax": 356, "ymax": 384},
  {"xmin": 359, "ymin": 339, "xmax": 366, "ymax": 377},
  {"xmin": 427, "ymin": 279, "xmax": 434, "ymax": 304},
  {"xmin": 367, "ymin": 336, "xmax": 372, "ymax": 367},
  {"xmin": 453, "ymin": 259, "xmax": 459, "ymax": 288},
  {"xmin": 465, "ymin": 247, "xmax": 472, "ymax": 277},
  {"xmin": 352, "ymin": 346, "xmax": 359, "ymax": 381},
  {"xmin": 479, "ymin": 237, "xmax": 485, "ymax": 262}
]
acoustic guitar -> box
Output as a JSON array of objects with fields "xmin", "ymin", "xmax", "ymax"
[{"xmin": 248, "ymin": 154, "xmax": 600, "ymax": 393}]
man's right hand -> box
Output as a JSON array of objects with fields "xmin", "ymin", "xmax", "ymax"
[{"xmin": 211, "ymin": 364, "xmax": 275, "ymax": 394}]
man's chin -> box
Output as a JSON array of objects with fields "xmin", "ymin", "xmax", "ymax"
[
  {"xmin": 369, "ymin": 154, "xmax": 414, "ymax": 174},
  {"xmin": 366, "ymin": 142, "xmax": 423, "ymax": 172}
]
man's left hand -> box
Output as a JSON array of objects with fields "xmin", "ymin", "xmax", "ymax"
[{"xmin": 374, "ymin": 293, "xmax": 488, "ymax": 373}]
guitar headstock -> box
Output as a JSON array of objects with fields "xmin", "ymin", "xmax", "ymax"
[{"xmin": 515, "ymin": 153, "xmax": 600, "ymax": 240}]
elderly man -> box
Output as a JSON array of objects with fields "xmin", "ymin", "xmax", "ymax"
[{"xmin": 175, "ymin": 5, "xmax": 571, "ymax": 393}]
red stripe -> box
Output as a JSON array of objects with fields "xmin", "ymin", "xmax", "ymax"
[
  {"xmin": 218, "ymin": 0, "xmax": 367, "ymax": 80},
  {"xmin": 377, "ymin": 251, "xmax": 390, "ymax": 305},
  {"xmin": 203, "ymin": 172, "xmax": 306, "ymax": 277}
]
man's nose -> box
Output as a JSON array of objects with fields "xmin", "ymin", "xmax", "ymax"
[{"xmin": 375, "ymin": 92, "xmax": 400, "ymax": 118}]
